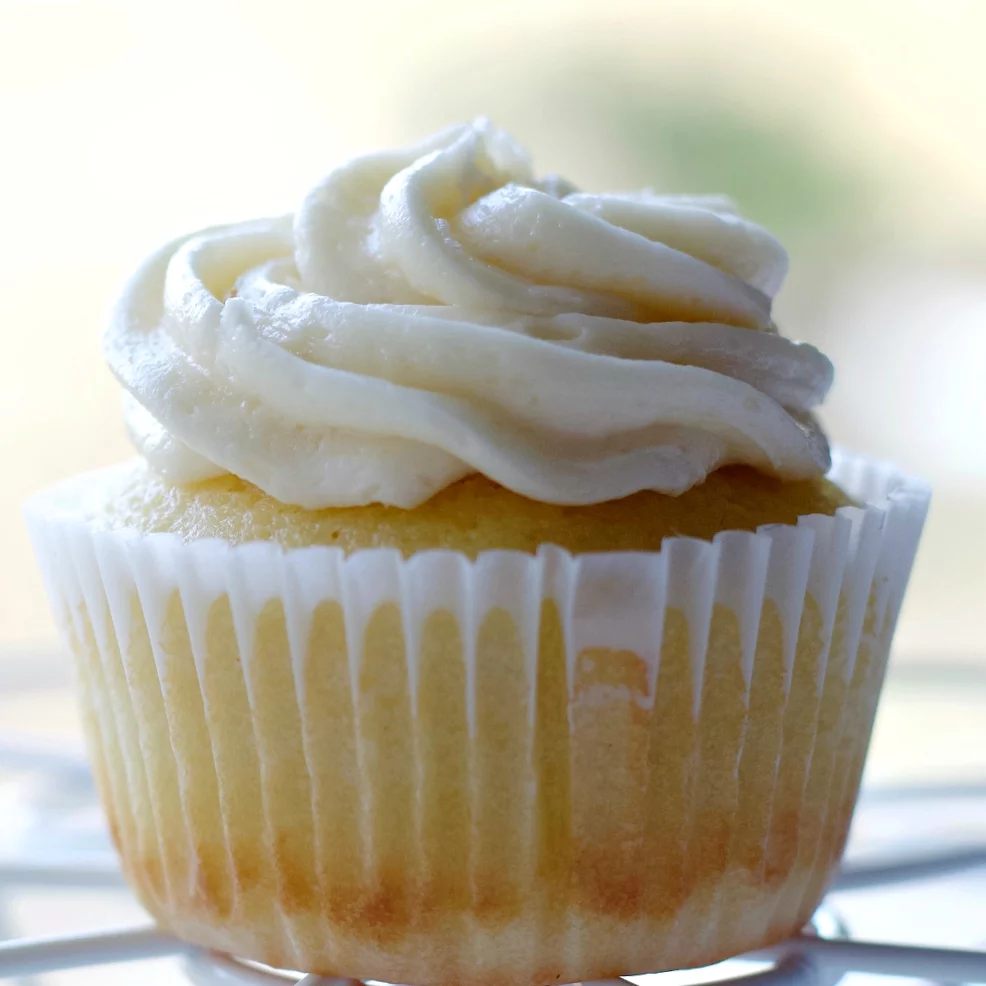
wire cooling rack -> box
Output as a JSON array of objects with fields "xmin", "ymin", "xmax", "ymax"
[{"xmin": 2, "ymin": 733, "xmax": 986, "ymax": 985}]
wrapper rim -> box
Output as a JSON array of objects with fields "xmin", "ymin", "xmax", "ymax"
[{"xmin": 24, "ymin": 447, "xmax": 930, "ymax": 714}]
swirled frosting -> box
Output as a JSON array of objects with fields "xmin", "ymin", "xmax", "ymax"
[{"xmin": 106, "ymin": 120, "xmax": 833, "ymax": 509}]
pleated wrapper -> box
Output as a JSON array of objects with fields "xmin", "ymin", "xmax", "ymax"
[{"xmin": 25, "ymin": 450, "xmax": 929, "ymax": 984}]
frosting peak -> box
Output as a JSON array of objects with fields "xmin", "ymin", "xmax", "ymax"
[{"xmin": 106, "ymin": 120, "xmax": 832, "ymax": 508}]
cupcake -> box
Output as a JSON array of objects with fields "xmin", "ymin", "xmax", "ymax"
[{"xmin": 26, "ymin": 120, "xmax": 928, "ymax": 984}]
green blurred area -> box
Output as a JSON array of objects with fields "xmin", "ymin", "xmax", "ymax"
[
  {"xmin": 571, "ymin": 72, "xmax": 873, "ymax": 244},
  {"xmin": 408, "ymin": 51, "xmax": 879, "ymax": 247}
]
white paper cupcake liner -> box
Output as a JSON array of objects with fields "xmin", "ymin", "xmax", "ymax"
[{"xmin": 24, "ymin": 448, "xmax": 929, "ymax": 983}]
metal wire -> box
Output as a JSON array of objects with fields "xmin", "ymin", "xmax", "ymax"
[
  {"xmin": 183, "ymin": 950, "xmax": 297, "ymax": 986},
  {"xmin": 0, "ymin": 861, "xmax": 125, "ymax": 888},
  {"xmin": 723, "ymin": 954, "xmax": 821, "ymax": 986},
  {"xmin": 860, "ymin": 781, "xmax": 986, "ymax": 804},
  {"xmin": 781, "ymin": 935, "xmax": 986, "ymax": 982},
  {"xmin": 3, "ymin": 923, "xmax": 986, "ymax": 984},
  {"xmin": 0, "ymin": 888, "xmax": 41, "ymax": 986},
  {"xmin": 833, "ymin": 846, "xmax": 986, "ymax": 890},
  {"xmin": 0, "ymin": 926, "xmax": 183, "ymax": 978}
]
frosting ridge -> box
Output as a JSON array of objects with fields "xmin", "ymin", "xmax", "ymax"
[{"xmin": 106, "ymin": 120, "xmax": 832, "ymax": 508}]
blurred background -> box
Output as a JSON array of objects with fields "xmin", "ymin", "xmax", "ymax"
[
  {"xmin": 1, "ymin": 2, "xmax": 986, "ymax": 980},
  {"xmin": 1, "ymin": 0, "xmax": 984, "ymax": 771}
]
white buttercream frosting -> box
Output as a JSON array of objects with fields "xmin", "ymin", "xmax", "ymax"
[{"xmin": 105, "ymin": 120, "xmax": 833, "ymax": 509}]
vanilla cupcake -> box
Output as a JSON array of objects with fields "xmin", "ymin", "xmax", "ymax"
[{"xmin": 27, "ymin": 121, "xmax": 928, "ymax": 984}]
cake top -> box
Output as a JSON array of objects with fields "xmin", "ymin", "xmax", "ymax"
[{"xmin": 105, "ymin": 120, "xmax": 832, "ymax": 509}]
